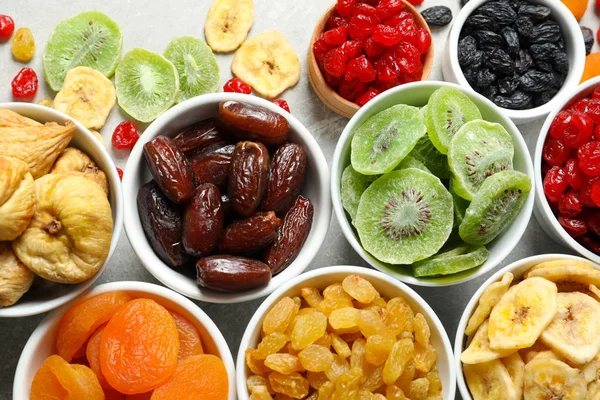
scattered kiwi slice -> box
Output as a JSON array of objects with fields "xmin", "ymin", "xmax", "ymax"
[
  {"xmin": 341, "ymin": 165, "xmax": 378, "ymax": 222},
  {"xmin": 354, "ymin": 168, "xmax": 454, "ymax": 265},
  {"xmin": 459, "ymin": 170, "xmax": 531, "ymax": 246},
  {"xmin": 413, "ymin": 245, "xmax": 490, "ymax": 277},
  {"xmin": 408, "ymin": 135, "xmax": 451, "ymax": 179}
]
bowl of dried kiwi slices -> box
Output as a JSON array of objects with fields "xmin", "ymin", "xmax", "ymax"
[{"xmin": 331, "ymin": 81, "xmax": 535, "ymax": 287}]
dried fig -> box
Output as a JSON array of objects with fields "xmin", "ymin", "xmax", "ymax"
[
  {"xmin": 0, "ymin": 242, "xmax": 34, "ymax": 307},
  {"xmin": 173, "ymin": 118, "xmax": 226, "ymax": 154},
  {"xmin": 261, "ymin": 143, "xmax": 307, "ymax": 215},
  {"xmin": 138, "ymin": 181, "xmax": 190, "ymax": 268},
  {"xmin": 0, "ymin": 156, "xmax": 35, "ymax": 241},
  {"xmin": 228, "ymin": 141, "xmax": 270, "ymax": 217},
  {"xmin": 13, "ymin": 174, "xmax": 113, "ymax": 284},
  {"xmin": 0, "ymin": 120, "xmax": 75, "ymax": 178},
  {"xmin": 0, "ymin": 109, "xmax": 41, "ymax": 127},
  {"xmin": 51, "ymin": 148, "xmax": 109, "ymax": 195},
  {"xmin": 219, "ymin": 211, "xmax": 280, "ymax": 254},
  {"xmin": 189, "ymin": 143, "xmax": 235, "ymax": 189},
  {"xmin": 196, "ymin": 255, "xmax": 271, "ymax": 292},
  {"xmin": 182, "ymin": 183, "xmax": 224, "ymax": 257}
]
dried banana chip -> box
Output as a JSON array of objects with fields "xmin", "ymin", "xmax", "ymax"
[
  {"xmin": 501, "ymin": 352, "xmax": 525, "ymax": 400},
  {"xmin": 0, "ymin": 156, "xmax": 35, "ymax": 241},
  {"xmin": 204, "ymin": 0, "xmax": 254, "ymax": 53},
  {"xmin": 51, "ymin": 148, "xmax": 109, "ymax": 195},
  {"xmin": 523, "ymin": 358, "xmax": 587, "ymax": 399},
  {"xmin": 463, "ymin": 359, "xmax": 518, "ymax": 400},
  {"xmin": 465, "ymin": 272, "xmax": 513, "ymax": 336},
  {"xmin": 0, "ymin": 242, "xmax": 34, "ymax": 307},
  {"xmin": 527, "ymin": 265, "xmax": 600, "ymax": 288},
  {"xmin": 461, "ymin": 320, "xmax": 515, "ymax": 364}
]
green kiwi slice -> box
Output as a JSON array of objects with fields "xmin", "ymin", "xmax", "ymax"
[
  {"xmin": 413, "ymin": 245, "xmax": 490, "ymax": 277},
  {"xmin": 448, "ymin": 120, "xmax": 515, "ymax": 201},
  {"xmin": 351, "ymin": 105, "xmax": 426, "ymax": 175},
  {"xmin": 425, "ymin": 87, "xmax": 482, "ymax": 154},
  {"xmin": 43, "ymin": 11, "xmax": 123, "ymax": 91},
  {"xmin": 408, "ymin": 135, "xmax": 451, "ymax": 179},
  {"xmin": 115, "ymin": 48, "xmax": 179, "ymax": 123},
  {"xmin": 341, "ymin": 165, "xmax": 378, "ymax": 222},
  {"xmin": 450, "ymin": 179, "xmax": 470, "ymax": 228},
  {"xmin": 395, "ymin": 156, "xmax": 431, "ymax": 173},
  {"xmin": 354, "ymin": 168, "xmax": 454, "ymax": 265},
  {"xmin": 164, "ymin": 36, "xmax": 220, "ymax": 103},
  {"xmin": 459, "ymin": 170, "xmax": 531, "ymax": 246}
]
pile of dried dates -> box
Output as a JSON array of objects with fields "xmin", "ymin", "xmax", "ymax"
[
  {"xmin": 138, "ymin": 100, "xmax": 314, "ymax": 293},
  {"xmin": 458, "ymin": 0, "xmax": 569, "ymax": 110}
]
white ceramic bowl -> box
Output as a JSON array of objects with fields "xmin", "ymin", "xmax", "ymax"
[
  {"xmin": 13, "ymin": 281, "xmax": 236, "ymax": 400},
  {"xmin": 0, "ymin": 103, "xmax": 123, "ymax": 318},
  {"xmin": 454, "ymin": 254, "xmax": 600, "ymax": 399},
  {"xmin": 442, "ymin": 0, "xmax": 586, "ymax": 125},
  {"xmin": 236, "ymin": 265, "xmax": 456, "ymax": 399},
  {"xmin": 123, "ymin": 93, "xmax": 331, "ymax": 304},
  {"xmin": 533, "ymin": 76, "xmax": 600, "ymax": 265},
  {"xmin": 331, "ymin": 81, "xmax": 535, "ymax": 287}
]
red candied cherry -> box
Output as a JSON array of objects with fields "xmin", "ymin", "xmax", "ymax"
[
  {"xmin": 543, "ymin": 138, "xmax": 571, "ymax": 167},
  {"xmin": 364, "ymin": 37, "xmax": 388, "ymax": 57},
  {"xmin": 413, "ymin": 28, "xmax": 432, "ymax": 54},
  {"xmin": 562, "ymin": 112, "xmax": 594, "ymax": 148},
  {"xmin": 323, "ymin": 26, "xmax": 348, "ymax": 46},
  {"xmin": 11, "ymin": 68, "xmax": 38, "ymax": 99},
  {"xmin": 313, "ymin": 35, "xmax": 333, "ymax": 63},
  {"xmin": 323, "ymin": 71, "xmax": 342, "ymax": 89},
  {"xmin": 372, "ymin": 24, "xmax": 402, "ymax": 46},
  {"xmin": 398, "ymin": 17, "xmax": 418, "ymax": 43},
  {"xmin": 336, "ymin": 0, "xmax": 357, "ymax": 17},
  {"xmin": 112, "ymin": 121, "xmax": 140, "ymax": 150},
  {"xmin": 592, "ymin": 179, "xmax": 600, "ymax": 207},
  {"xmin": 323, "ymin": 47, "xmax": 348, "ymax": 78},
  {"xmin": 593, "ymin": 86, "xmax": 600, "ymax": 99},
  {"xmin": 326, "ymin": 13, "xmax": 349, "ymax": 30},
  {"xmin": 338, "ymin": 78, "xmax": 368, "ymax": 102},
  {"xmin": 549, "ymin": 110, "xmax": 572, "ymax": 139},
  {"xmin": 578, "ymin": 141, "xmax": 600, "ymax": 176},
  {"xmin": 558, "ymin": 191, "xmax": 583, "ymax": 216},
  {"xmin": 544, "ymin": 166, "xmax": 568, "ymax": 203},
  {"xmin": 558, "ymin": 215, "xmax": 588, "ymax": 238},
  {"xmin": 407, "ymin": 0, "xmax": 424, "ymax": 5},
  {"xmin": 395, "ymin": 42, "xmax": 422, "ymax": 74},
  {"xmin": 565, "ymin": 158, "xmax": 584, "ymax": 189},
  {"xmin": 589, "ymin": 212, "xmax": 600, "ymax": 236},
  {"xmin": 356, "ymin": 87, "xmax": 380, "ymax": 106},
  {"xmin": 595, "ymin": 125, "xmax": 600, "ymax": 141},
  {"xmin": 0, "ymin": 15, "xmax": 14, "ymax": 40},
  {"xmin": 347, "ymin": 5, "xmax": 379, "ymax": 39},
  {"xmin": 376, "ymin": 51, "xmax": 401, "ymax": 81},
  {"xmin": 571, "ymin": 98, "xmax": 600, "ymax": 124},
  {"xmin": 116, "ymin": 167, "xmax": 124, "ymax": 180},
  {"xmin": 581, "ymin": 176, "xmax": 600, "ymax": 206},
  {"xmin": 272, "ymin": 99, "xmax": 290, "ymax": 113},
  {"xmin": 375, "ymin": 0, "xmax": 405, "ymax": 21},
  {"xmin": 340, "ymin": 40, "xmax": 363, "ymax": 59},
  {"xmin": 345, "ymin": 55, "xmax": 377, "ymax": 83},
  {"xmin": 383, "ymin": 10, "xmax": 414, "ymax": 29},
  {"xmin": 223, "ymin": 78, "xmax": 251, "ymax": 94}
]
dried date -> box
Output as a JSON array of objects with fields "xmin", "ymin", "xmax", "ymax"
[
  {"xmin": 219, "ymin": 211, "xmax": 280, "ymax": 254},
  {"xmin": 189, "ymin": 143, "xmax": 235, "ymax": 189},
  {"xmin": 228, "ymin": 141, "xmax": 270, "ymax": 217},
  {"xmin": 173, "ymin": 118, "xmax": 225, "ymax": 154},
  {"xmin": 196, "ymin": 255, "xmax": 271, "ymax": 292},
  {"xmin": 261, "ymin": 143, "xmax": 307, "ymax": 215},
  {"xmin": 421, "ymin": 6, "xmax": 452, "ymax": 27},
  {"xmin": 182, "ymin": 183, "xmax": 224, "ymax": 257}
]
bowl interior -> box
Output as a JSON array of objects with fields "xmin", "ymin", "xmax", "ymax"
[
  {"xmin": 237, "ymin": 266, "xmax": 456, "ymax": 400},
  {"xmin": 123, "ymin": 93, "xmax": 331, "ymax": 303},
  {"xmin": 0, "ymin": 103, "xmax": 123, "ymax": 318},
  {"xmin": 332, "ymin": 81, "xmax": 535, "ymax": 286}
]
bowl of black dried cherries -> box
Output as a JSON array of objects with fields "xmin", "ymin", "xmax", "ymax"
[{"xmin": 443, "ymin": 0, "xmax": 586, "ymax": 125}]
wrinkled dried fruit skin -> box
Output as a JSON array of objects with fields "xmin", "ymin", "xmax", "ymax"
[
  {"xmin": 219, "ymin": 211, "xmax": 280, "ymax": 254},
  {"xmin": 261, "ymin": 143, "xmax": 307, "ymax": 215},
  {"xmin": 263, "ymin": 196, "xmax": 314, "ymax": 275},
  {"xmin": 228, "ymin": 141, "xmax": 270, "ymax": 217},
  {"xmin": 31, "ymin": 355, "xmax": 104, "ymax": 400},
  {"xmin": 170, "ymin": 311, "xmax": 204, "ymax": 361},
  {"xmin": 268, "ymin": 371, "xmax": 309, "ymax": 399},
  {"xmin": 138, "ymin": 181, "xmax": 190, "ymax": 268},
  {"xmin": 0, "ymin": 156, "xmax": 34, "ymax": 241},
  {"xmin": 188, "ymin": 143, "xmax": 235, "ymax": 190},
  {"xmin": 173, "ymin": 118, "xmax": 226, "ymax": 154},
  {"xmin": 421, "ymin": 6, "xmax": 452, "ymax": 27},
  {"xmin": 0, "ymin": 242, "xmax": 33, "ymax": 307},
  {"xmin": 51, "ymin": 147, "xmax": 109, "ymax": 195},
  {"xmin": 182, "ymin": 183, "xmax": 224, "ymax": 257},
  {"xmin": 196, "ymin": 255, "xmax": 271, "ymax": 292},
  {"xmin": 143, "ymin": 135, "xmax": 194, "ymax": 204},
  {"xmin": 217, "ymin": 100, "xmax": 289, "ymax": 147}
]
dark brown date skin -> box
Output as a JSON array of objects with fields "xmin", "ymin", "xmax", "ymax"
[
  {"xmin": 196, "ymin": 255, "xmax": 271, "ymax": 292},
  {"xmin": 261, "ymin": 143, "xmax": 307, "ymax": 215},
  {"xmin": 228, "ymin": 141, "xmax": 270, "ymax": 217},
  {"xmin": 173, "ymin": 118, "xmax": 225, "ymax": 154},
  {"xmin": 263, "ymin": 195, "xmax": 314, "ymax": 276},
  {"xmin": 188, "ymin": 143, "xmax": 235, "ymax": 190},
  {"xmin": 137, "ymin": 180, "xmax": 190, "ymax": 268},
  {"xmin": 219, "ymin": 211, "xmax": 281, "ymax": 254},
  {"xmin": 143, "ymin": 136, "xmax": 194, "ymax": 204},
  {"xmin": 216, "ymin": 100, "xmax": 289, "ymax": 147},
  {"xmin": 220, "ymin": 193, "xmax": 233, "ymax": 222},
  {"xmin": 182, "ymin": 183, "xmax": 224, "ymax": 257}
]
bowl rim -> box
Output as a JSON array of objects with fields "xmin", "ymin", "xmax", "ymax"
[
  {"xmin": 446, "ymin": 0, "xmax": 586, "ymax": 122},
  {"xmin": 13, "ymin": 281, "xmax": 237, "ymax": 400},
  {"xmin": 331, "ymin": 80, "xmax": 535, "ymax": 287},
  {"xmin": 453, "ymin": 253, "xmax": 600, "ymax": 400},
  {"xmin": 0, "ymin": 102, "xmax": 124, "ymax": 318},
  {"xmin": 534, "ymin": 76, "xmax": 600, "ymax": 264},
  {"xmin": 235, "ymin": 264, "xmax": 457, "ymax": 400},
  {"xmin": 122, "ymin": 92, "xmax": 332, "ymax": 304}
]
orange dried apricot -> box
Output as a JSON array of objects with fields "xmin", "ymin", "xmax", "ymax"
[
  {"xmin": 560, "ymin": 0, "xmax": 588, "ymax": 20},
  {"xmin": 31, "ymin": 355, "xmax": 104, "ymax": 399},
  {"xmin": 582, "ymin": 53, "xmax": 600, "ymax": 83},
  {"xmin": 100, "ymin": 299, "xmax": 180, "ymax": 395},
  {"xmin": 56, "ymin": 291, "xmax": 132, "ymax": 362},
  {"xmin": 86, "ymin": 324, "xmax": 110, "ymax": 389},
  {"xmin": 169, "ymin": 311, "xmax": 204, "ymax": 361},
  {"xmin": 151, "ymin": 354, "xmax": 228, "ymax": 400}
]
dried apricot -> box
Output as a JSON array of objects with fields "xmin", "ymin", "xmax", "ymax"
[
  {"xmin": 31, "ymin": 355, "xmax": 104, "ymax": 399},
  {"xmin": 56, "ymin": 291, "xmax": 132, "ymax": 362},
  {"xmin": 169, "ymin": 311, "xmax": 204, "ymax": 361},
  {"xmin": 151, "ymin": 354, "xmax": 228, "ymax": 400},
  {"xmin": 86, "ymin": 324, "xmax": 110, "ymax": 389},
  {"xmin": 100, "ymin": 299, "xmax": 179, "ymax": 394},
  {"xmin": 561, "ymin": 0, "xmax": 587, "ymax": 20},
  {"xmin": 582, "ymin": 53, "xmax": 600, "ymax": 83},
  {"xmin": 263, "ymin": 297, "xmax": 299, "ymax": 335}
]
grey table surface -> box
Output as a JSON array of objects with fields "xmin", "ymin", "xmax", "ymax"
[{"xmin": 1, "ymin": 0, "xmax": 596, "ymax": 398}]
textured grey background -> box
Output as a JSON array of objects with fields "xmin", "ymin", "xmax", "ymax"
[{"xmin": 1, "ymin": 0, "xmax": 596, "ymax": 398}]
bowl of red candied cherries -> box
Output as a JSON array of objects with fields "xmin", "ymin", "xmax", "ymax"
[
  {"xmin": 535, "ymin": 76, "xmax": 600, "ymax": 264},
  {"xmin": 308, "ymin": 0, "xmax": 434, "ymax": 118}
]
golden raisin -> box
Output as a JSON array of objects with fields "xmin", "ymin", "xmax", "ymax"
[
  {"xmin": 307, "ymin": 371, "xmax": 328, "ymax": 390},
  {"xmin": 11, "ymin": 27, "xmax": 35, "ymax": 62},
  {"xmin": 291, "ymin": 311, "xmax": 327, "ymax": 350},
  {"xmin": 268, "ymin": 372, "xmax": 309, "ymax": 399},
  {"xmin": 414, "ymin": 343, "xmax": 437, "ymax": 373},
  {"xmin": 332, "ymin": 367, "xmax": 362, "ymax": 400},
  {"xmin": 331, "ymin": 333, "xmax": 352, "ymax": 359},
  {"xmin": 298, "ymin": 344, "xmax": 334, "ymax": 372},
  {"xmin": 313, "ymin": 333, "xmax": 332, "ymax": 348},
  {"xmin": 263, "ymin": 297, "xmax": 299, "ymax": 335},
  {"xmin": 250, "ymin": 385, "xmax": 273, "ymax": 400},
  {"xmin": 300, "ymin": 287, "xmax": 323, "ymax": 308},
  {"xmin": 386, "ymin": 385, "xmax": 407, "ymax": 400},
  {"xmin": 246, "ymin": 349, "xmax": 273, "ymax": 377},
  {"xmin": 350, "ymin": 338, "xmax": 366, "ymax": 372},
  {"xmin": 383, "ymin": 298, "xmax": 414, "ymax": 335},
  {"xmin": 383, "ymin": 339, "xmax": 415, "ymax": 386},
  {"xmin": 264, "ymin": 354, "xmax": 304, "ymax": 374},
  {"xmin": 413, "ymin": 313, "xmax": 430, "ymax": 347},
  {"xmin": 365, "ymin": 334, "xmax": 394, "ymax": 366},
  {"xmin": 342, "ymin": 275, "xmax": 377, "ymax": 304},
  {"xmin": 361, "ymin": 364, "xmax": 384, "ymax": 392},
  {"xmin": 408, "ymin": 377, "xmax": 430, "ymax": 400},
  {"xmin": 329, "ymin": 307, "xmax": 359, "ymax": 330},
  {"xmin": 317, "ymin": 381, "xmax": 334, "ymax": 400},
  {"xmin": 247, "ymin": 375, "xmax": 274, "ymax": 394},
  {"xmin": 358, "ymin": 309, "xmax": 392, "ymax": 338},
  {"xmin": 426, "ymin": 367, "xmax": 443, "ymax": 395},
  {"xmin": 256, "ymin": 332, "xmax": 289, "ymax": 359},
  {"xmin": 396, "ymin": 360, "xmax": 416, "ymax": 394}
]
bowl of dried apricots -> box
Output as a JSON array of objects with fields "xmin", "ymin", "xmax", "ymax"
[
  {"xmin": 13, "ymin": 281, "xmax": 236, "ymax": 400},
  {"xmin": 237, "ymin": 265, "xmax": 456, "ymax": 400}
]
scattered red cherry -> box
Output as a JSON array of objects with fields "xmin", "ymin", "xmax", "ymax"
[
  {"xmin": 116, "ymin": 167, "xmax": 124, "ymax": 180},
  {"xmin": 223, "ymin": 78, "xmax": 251, "ymax": 94},
  {"xmin": 111, "ymin": 121, "xmax": 139, "ymax": 150},
  {"xmin": 0, "ymin": 15, "xmax": 14, "ymax": 40},
  {"xmin": 11, "ymin": 68, "xmax": 38, "ymax": 99},
  {"xmin": 272, "ymin": 99, "xmax": 290, "ymax": 113}
]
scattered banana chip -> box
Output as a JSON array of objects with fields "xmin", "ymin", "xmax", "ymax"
[
  {"xmin": 465, "ymin": 272, "xmax": 513, "ymax": 336},
  {"xmin": 51, "ymin": 148, "xmax": 109, "ymax": 195},
  {"xmin": 462, "ymin": 320, "xmax": 515, "ymax": 364},
  {"xmin": 463, "ymin": 359, "xmax": 518, "ymax": 400},
  {"xmin": 232, "ymin": 30, "xmax": 300, "ymax": 98},
  {"xmin": 53, "ymin": 66, "xmax": 116, "ymax": 130},
  {"xmin": 501, "ymin": 353, "xmax": 525, "ymax": 400},
  {"xmin": 523, "ymin": 358, "xmax": 587, "ymax": 399},
  {"xmin": 204, "ymin": 0, "xmax": 254, "ymax": 53},
  {"xmin": 37, "ymin": 98, "xmax": 53, "ymax": 108}
]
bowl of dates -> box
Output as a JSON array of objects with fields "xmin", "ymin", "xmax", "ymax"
[
  {"xmin": 122, "ymin": 93, "xmax": 331, "ymax": 304},
  {"xmin": 308, "ymin": 0, "xmax": 434, "ymax": 118},
  {"xmin": 534, "ymin": 76, "xmax": 600, "ymax": 265},
  {"xmin": 443, "ymin": 0, "xmax": 586, "ymax": 125}
]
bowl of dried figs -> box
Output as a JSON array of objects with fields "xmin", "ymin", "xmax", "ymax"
[
  {"xmin": 122, "ymin": 93, "xmax": 331, "ymax": 304},
  {"xmin": 0, "ymin": 103, "xmax": 123, "ymax": 318}
]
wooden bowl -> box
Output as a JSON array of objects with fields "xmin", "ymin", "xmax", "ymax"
[{"xmin": 307, "ymin": 1, "xmax": 434, "ymax": 118}]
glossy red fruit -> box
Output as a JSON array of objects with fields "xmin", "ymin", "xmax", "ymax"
[
  {"xmin": 116, "ymin": 168, "xmax": 123, "ymax": 180},
  {"xmin": 594, "ymin": 125, "xmax": 600, "ymax": 141},
  {"xmin": 323, "ymin": 47, "xmax": 348, "ymax": 79},
  {"xmin": 597, "ymin": 0, "xmax": 600, "ymax": 8},
  {"xmin": 11, "ymin": 68, "xmax": 38, "ymax": 99},
  {"xmin": 340, "ymin": 40, "xmax": 363, "ymax": 59},
  {"xmin": 558, "ymin": 215, "xmax": 588, "ymax": 237},
  {"xmin": 326, "ymin": 13, "xmax": 349, "ymax": 30},
  {"xmin": 571, "ymin": 98, "xmax": 600, "ymax": 124},
  {"xmin": 544, "ymin": 166, "xmax": 568, "ymax": 203},
  {"xmin": 543, "ymin": 138, "xmax": 571, "ymax": 167},
  {"xmin": 111, "ymin": 121, "xmax": 139, "ymax": 150},
  {"xmin": 347, "ymin": 5, "xmax": 379, "ymax": 39},
  {"xmin": 345, "ymin": 55, "xmax": 377, "ymax": 83},
  {"xmin": 589, "ymin": 212, "xmax": 600, "ymax": 235},
  {"xmin": 375, "ymin": 0, "xmax": 405, "ymax": 20},
  {"xmin": 414, "ymin": 28, "xmax": 432, "ymax": 54},
  {"xmin": 0, "ymin": 15, "xmax": 14, "ymax": 40},
  {"xmin": 323, "ymin": 26, "xmax": 348, "ymax": 46},
  {"xmin": 558, "ymin": 191, "xmax": 583, "ymax": 216},
  {"xmin": 578, "ymin": 141, "xmax": 600, "ymax": 176},
  {"xmin": 593, "ymin": 86, "xmax": 600, "ymax": 99},
  {"xmin": 565, "ymin": 158, "xmax": 584, "ymax": 189},
  {"xmin": 376, "ymin": 50, "xmax": 401, "ymax": 81},
  {"xmin": 372, "ymin": 24, "xmax": 402, "ymax": 46},
  {"xmin": 581, "ymin": 176, "xmax": 600, "ymax": 207},
  {"xmin": 394, "ymin": 42, "xmax": 422, "ymax": 73},
  {"xmin": 592, "ymin": 179, "xmax": 600, "ymax": 207},
  {"xmin": 397, "ymin": 16, "xmax": 418, "ymax": 43},
  {"xmin": 338, "ymin": 78, "xmax": 368, "ymax": 102},
  {"xmin": 549, "ymin": 110, "xmax": 572, "ymax": 139},
  {"xmin": 562, "ymin": 112, "xmax": 594, "ymax": 148},
  {"xmin": 272, "ymin": 99, "xmax": 290, "ymax": 113},
  {"xmin": 336, "ymin": 0, "xmax": 358, "ymax": 17},
  {"xmin": 364, "ymin": 37, "xmax": 388, "ymax": 57},
  {"xmin": 407, "ymin": 0, "xmax": 424, "ymax": 5},
  {"xmin": 313, "ymin": 36, "xmax": 333, "ymax": 63},
  {"xmin": 383, "ymin": 10, "xmax": 414, "ymax": 29},
  {"xmin": 223, "ymin": 78, "xmax": 251, "ymax": 94},
  {"xmin": 356, "ymin": 87, "xmax": 381, "ymax": 106}
]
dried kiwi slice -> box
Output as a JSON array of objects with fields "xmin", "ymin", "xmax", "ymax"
[
  {"xmin": 450, "ymin": 179, "xmax": 470, "ymax": 228},
  {"xmin": 459, "ymin": 170, "xmax": 531, "ymax": 246},
  {"xmin": 448, "ymin": 120, "xmax": 514, "ymax": 201},
  {"xmin": 396, "ymin": 156, "xmax": 431, "ymax": 173},
  {"xmin": 43, "ymin": 11, "xmax": 123, "ymax": 91},
  {"xmin": 413, "ymin": 245, "xmax": 490, "ymax": 277},
  {"xmin": 354, "ymin": 168, "xmax": 453, "ymax": 265},
  {"xmin": 341, "ymin": 165, "xmax": 378, "ymax": 221},
  {"xmin": 351, "ymin": 105, "xmax": 426, "ymax": 175},
  {"xmin": 408, "ymin": 135, "xmax": 451, "ymax": 179}
]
